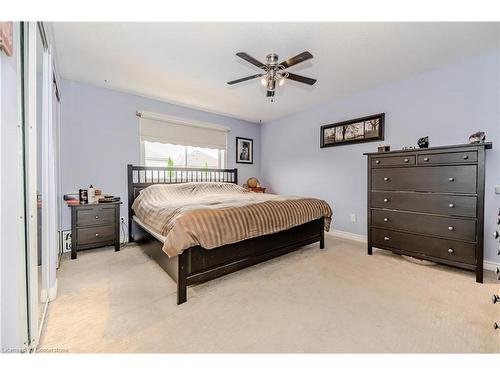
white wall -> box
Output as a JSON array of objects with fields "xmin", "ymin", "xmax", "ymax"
[
  {"xmin": 262, "ymin": 51, "xmax": 500, "ymax": 263},
  {"xmin": 1, "ymin": 24, "xmax": 26, "ymax": 350},
  {"xmin": 60, "ymin": 80, "xmax": 262, "ymax": 230}
]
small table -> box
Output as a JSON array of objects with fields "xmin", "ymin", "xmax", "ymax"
[
  {"xmin": 247, "ymin": 186, "xmax": 266, "ymax": 193},
  {"xmin": 69, "ymin": 201, "xmax": 122, "ymax": 259}
]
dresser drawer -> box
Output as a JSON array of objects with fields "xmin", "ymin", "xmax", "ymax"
[
  {"xmin": 418, "ymin": 151, "xmax": 477, "ymax": 165},
  {"xmin": 76, "ymin": 206, "xmax": 115, "ymax": 227},
  {"xmin": 371, "ymin": 165, "xmax": 477, "ymax": 193},
  {"xmin": 371, "ymin": 155, "xmax": 416, "ymax": 167},
  {"xmin": 76, "ymin": 225, "xmax": 115, "ymax": 246},
  {"xmin": 371, "ymin": 192, "xmax": 477, "ymax": 217},
  {"xmin": 371, "ymin": 209, "xmax": 477, "ymax": 241},
  {"xmin": 371, "ymin": 228, "xmax": 476, "ymax": 265}
]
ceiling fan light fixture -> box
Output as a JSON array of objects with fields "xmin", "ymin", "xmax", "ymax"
[
  {"xmin": 260, "ymin": 77, "xmax": 267, "ymax": 86},
  {"xmin": 278, "ymin": 77, "xmax": 285, "ymax": 86}
]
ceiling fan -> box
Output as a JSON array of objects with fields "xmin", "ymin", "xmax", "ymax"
[{"xmin": 227, "ymin": 51, "xmax": 317, "ymax": 98}]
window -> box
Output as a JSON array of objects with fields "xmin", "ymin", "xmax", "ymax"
[
  {"xmin": 144, "ymin": 141, "xmax": 226, "ymax": 169},
  {"xmin": 139, "ymin": 112, "xmax": 228, "ymax": 169}
]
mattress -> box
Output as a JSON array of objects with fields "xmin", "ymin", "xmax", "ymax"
[{"xmin": 132, "ymin": 182, "xmax": 332, "ymax": 257}]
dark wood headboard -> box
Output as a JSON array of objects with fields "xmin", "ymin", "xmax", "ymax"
[{"xmin": 127, "ymin": 164, "xmax": 238, "ymax": 240}]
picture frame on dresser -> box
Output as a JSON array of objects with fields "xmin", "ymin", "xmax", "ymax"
[{"xmin": 364, "ymin": 143, "xmax": 492, "ymax": 283}]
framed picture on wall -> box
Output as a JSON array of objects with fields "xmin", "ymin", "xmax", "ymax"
[
  {"xmin": 236, "ymin": 137, "xmax": 253, "ymax": 164},
  {"xmin": 320, "ymin": 113, "xmax": 385, "ymax": 148}
]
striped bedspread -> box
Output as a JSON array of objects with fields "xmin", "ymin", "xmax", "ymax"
[{"xmin": 132, "ymin": 182, "xmax": 333, "ymax": 257}]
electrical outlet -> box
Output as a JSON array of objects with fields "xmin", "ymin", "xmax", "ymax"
[
  {"xmin": 120, "ymin": 217, "xmax": 125, "ymax": 223},
  {"xmin": 351, "ymin": 214, "xmax": 357, "ymax": 223}
]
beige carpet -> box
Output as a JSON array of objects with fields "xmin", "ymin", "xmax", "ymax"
[{"xmin": 39, "ymin": 235, "xmax": 500, "ymax": 353}]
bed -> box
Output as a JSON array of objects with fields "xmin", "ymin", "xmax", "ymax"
[{"xmin": 127, "ymin": 164, "xmax": 332, "ymax": 304}]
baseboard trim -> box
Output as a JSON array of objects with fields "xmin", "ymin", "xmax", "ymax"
[
  {"xmin": 483, "ymin": 260, "xmax": 500, "ymax": 272},
  {"xmin": 328, "ymin": 229, "xmax": 367, "ymax": 243},
  {"xmin": 40, "ymin": 279, "xmax": 58, "ymax": 303},
  {"xmin": 328, "ymin": 229, "xmax": 499, "ymax": 271}
]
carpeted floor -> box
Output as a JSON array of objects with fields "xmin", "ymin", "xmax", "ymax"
[{"xmin": 39, "ymin": 235, "xmax": 500, "ymax": 353}]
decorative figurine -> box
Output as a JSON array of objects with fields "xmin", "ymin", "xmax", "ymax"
[
  {"xmin": 417, "ymin": 136, "xmax": 429, "ymax": 148},
  {"xmin": 469, "ymin": 131, "xmax": 486, "ymax": 144},
  {"xmin": 377, "ymin": 144, "xmax": 390, "ymax": 152}
]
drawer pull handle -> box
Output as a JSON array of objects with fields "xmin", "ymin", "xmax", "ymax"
[
  {"xmin": 403, "ymin": 158, "xmax": 409, "ymax": 163},
  {"xmin": 448, "ymin": 177, "xmax": 454, "ymax": 182},
  {"xmin": 383, "ymin": 236, "xmax": 390, "ymax": 241},
  {"xmin": 375, "ymin": 160, "xmax": 380, "ymax": 164},
  {"xmin": 492, "ymin": 294, "xmax": 500, "ymax": 304},
  {"xmin": 448, "ymin": 226, "xmax": 454, "ymax": 231},
  {"xmin": 463, "ymin": 155, "xmax": 469, "ymax": 160},
  {"xmin": 95, "ymin": 215, "xmax": 99, "ymax": 219},
  {"xmin": 423, "ymin": 157, "xmax": 429, "ymax": 162},
  {"xmin": 495, "ymin": 322, "xmax": 500, "ymax": 330},
  {"xmin": 494, "ymin": 231, "xmax": 499, "ymax": 239},
  {"xmin": 448, "ymin": 203, "xmax": 454, "ymax": 208},
  {"xmin": 383, "ymin": 177, "xmax": 390, "ymax": 181},
  {"xmin": 95, "ymin": 233, "xmax": 100, "ymax": 237},
  {"xmin": 383, "ymin": 218, "xmax": 389, "ymax": 222},
  {"xmin": 383, "ymin": 198, "xmax": 389, "ymax": 203},
  {"xmin": 448, "ymin": 248, "xmax": 454, "ymax": 254}
]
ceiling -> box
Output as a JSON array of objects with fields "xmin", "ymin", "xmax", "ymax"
[{"xmin": 52, "ymin": 22, "xmax": 498, "ymax": 123}]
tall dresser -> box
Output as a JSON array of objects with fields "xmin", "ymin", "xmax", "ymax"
[{"xmin": 364, "ymin": 143, "xmax": 492, "ymax": 283}]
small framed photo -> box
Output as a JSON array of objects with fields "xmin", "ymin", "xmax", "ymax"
[
  {"xmin": 236, "ymin": 137, "xmax": 253, "ymax": 164},
  {"xmin": 320, "ymin": 113, "xmax": 385, "ymax": 148}
]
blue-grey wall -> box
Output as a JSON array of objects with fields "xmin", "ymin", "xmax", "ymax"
[
  {"xmin": 60, "ymin": 80, "xmax": 261, "ymax": 230},
  {"xmin": 261, "ymin": 51, "xmax": 500, "ymax": 263}
]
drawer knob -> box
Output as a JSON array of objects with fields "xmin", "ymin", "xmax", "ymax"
[
  {"xmin": 383, "ymin": 236, "xmax": 390, "ymax": 241},
  {"xmin": 448, "ymin": 203, "xmax": 455, "ymax": 208},
  {"xmin": 448, "ymin": 226, "xmax": 454, "ymax": 231},
  {"xmin": 494, "ymin": 231, "xmax": 499, "ymax": 239},
  {"xmin": 463, "ymin": 155, "xmax": 469, "ymax": 160},
  {"xmin": 95, "ymin": 233, "xmax": 100, "ymax": 237},
  {"xmin": 403, "ymin": 158, "xmax": 409, "ymax": 163},
  {"xmin": 448, "ymin": 177, "xmax": 454, "ymax": 182},
  {"xmin": 495, "ymin": 322, "xmax": 500, "ymax": 330},
  {"xmin": 383, "ymin": 198, "xmax": 389, "ymax": 203},
  {"xmin": 448, "ymin": 248, "xmax": 454, "ymax": 254},
  {"xmin": 423, "ymin": 157, "xmax": 429, "ymax": 162},
  {"xmin": 95, "ymin": 215, "xmax": 99, "ymax": 219},
  {"xmin": 492, "ymin": 294, "xmax": 500, "ymax": 304},
  {"xmin": 375, "ymin": 160, "xmax": 380, "ymax": 164},
  {"xmin": 383, "ymin": 218, "xmax": 389, "ymax": 222},
  {"xmin": 383, "ymin": 177, "xmax": 390, "ymax": 181}
]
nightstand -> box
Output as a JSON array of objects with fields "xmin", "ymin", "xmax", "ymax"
[
  {"xmin": 69, "ymin": 201, "xmax": 122, "ymax": 259},
  {"xmin": 247, "ymin": 187, "xmax": 266, "ymax": 193}
]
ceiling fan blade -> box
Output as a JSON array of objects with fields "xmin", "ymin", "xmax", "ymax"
[
  {"xmin": 227, "ymin": 73, "xmax": 264, "ymax": 85},
  {"xmin": 236, "ymin": 52, "xmax": 266, "ymax": 69},
  {"xmin": 286, "ymin": 72, "xmax": 317, "ymax": 85},
  {"xmin": 280, "ymin": 51, "xmax": 313, "ymax": 69},
  {"xmin": 266, "ymin": 90, "xmax": 275, "ymax": 97}
]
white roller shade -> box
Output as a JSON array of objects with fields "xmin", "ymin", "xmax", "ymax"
[{"xmin": 139, "ymin": 112, "xmax": 228, "ymax": 150}]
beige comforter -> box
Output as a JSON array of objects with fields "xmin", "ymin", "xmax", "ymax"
[{"xmin": 132, "ymin": 182, "xmax": 332, "ymax": 257}]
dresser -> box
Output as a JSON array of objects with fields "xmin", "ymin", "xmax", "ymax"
[
  {"xmin": 69, "ymin": 201, "xmax": 122, "ymax": 259},
  {"xmin": 364, "ymin": 143, "xmax": 492, "ymax": 283}
]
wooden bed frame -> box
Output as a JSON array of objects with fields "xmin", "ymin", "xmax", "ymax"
[{"xmin": 127, "ymin": 164, "xmax": 325, "ymax": 304}]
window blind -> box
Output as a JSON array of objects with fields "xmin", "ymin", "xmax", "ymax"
[{"xmin": 139, "ymin": 115, "xmax": 228, "ymax": 150}]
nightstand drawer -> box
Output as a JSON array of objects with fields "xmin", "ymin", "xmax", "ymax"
[
  {"xmin": 77, "ymin": 206, "xmax": 115, "ymax": 227},
  {"xmin": 76, "ymin": 225, "xmax": 115, "ymax": 246}
]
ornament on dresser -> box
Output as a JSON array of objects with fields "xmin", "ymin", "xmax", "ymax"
[
  {"xmin": 377, "ymin": 144, "xmax": 390, "ymax": 153},
  {"xmin": 417, "ymin": 136, "xmax": 429, "ymax": 148},
  {"xmin": 469, "ymin": 131, "xmax": 486, "ymax": 144}
]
